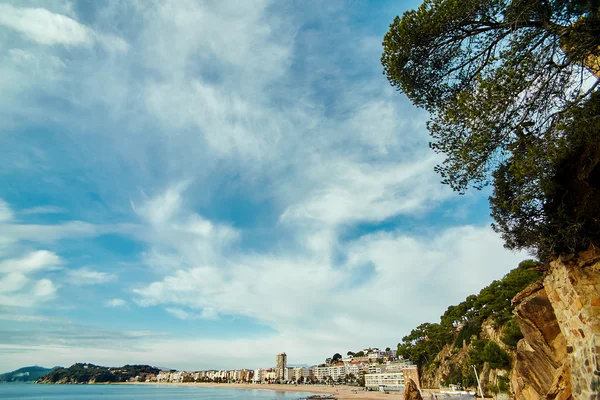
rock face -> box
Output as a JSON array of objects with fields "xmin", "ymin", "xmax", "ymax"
[
  {"xmin": 512, "ymin": 247, "xmax": 600, "ymax": 399},
  {"xmin": 511, "ymin": 281, "xmax": 571, "ymax": 399},
  {"xmin": 404, "ymin": 378, "xmax": 423, "ymax": 400}
]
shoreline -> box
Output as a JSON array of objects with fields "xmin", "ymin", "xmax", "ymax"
[{"xmin": 113, "ymin": 382, "xmax": 408, "ymax": 399}]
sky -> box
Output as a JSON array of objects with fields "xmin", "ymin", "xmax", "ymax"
[{"xmin": 0, "ymin": 0, "xmax": 528, "ymax": 372}]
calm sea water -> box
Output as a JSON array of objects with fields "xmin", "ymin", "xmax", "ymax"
[{"xmin": 0, "ymin": 383, "xmax": 317, "ymax": 400}]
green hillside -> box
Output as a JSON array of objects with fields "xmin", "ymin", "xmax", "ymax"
[
  {"xmin": 0, "ymin": 366, "xmax": 57, "ymax": 382},
  {"xmin": 38, "ymin": 363, "xmax": 159, "ymax": 384}
]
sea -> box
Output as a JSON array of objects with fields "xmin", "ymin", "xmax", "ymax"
[{"xmin": 0, "ymin": 383, "xmax": 318, "ymax": 400}]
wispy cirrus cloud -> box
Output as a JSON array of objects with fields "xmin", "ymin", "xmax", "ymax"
[
  {"xmin": 0, "ymin": 3, "xmax": 127, "ymax": 51},
  {"xmin": 0, "ymin": 250, "xmax": 62, "ymax": 275}
]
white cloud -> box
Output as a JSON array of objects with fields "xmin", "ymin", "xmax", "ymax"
[
  {"xmin": 32, "ymin": 278, "xmax": 56, "ymax": 298},
  {"xmin": 0, "ymin": 250, "xmax": 60, "ymax": 308},
  {"xmin": 0, "ymin": 3, "xmax": 92, "ymax": 46},
  {"xmin": 0, "ymin": 3, "xmax": 127, "ymax": 51},
  {"xmin": 280, "ymin": 155, "xmax": 450, "ymax": 228},
  {"xmin": 0, "ymin": 250, "xmax": 62, "ymax": 274},
  {"xmin": 0, "ymin": 199, "xmax": 14, "ymax": 223},
  {"xmin": 0, "ymin": 278, "xmax": 56, "ymax": 308},
  {"xmin": 105, "ymin": 298, "xmax": 127, "ymax": 308},
  {"xmin": 0, "ymin": 272, "xmax": 29, "ymax": 293},
  {"xmin": 132, "ymin": 188, "xmax": 526, "ymax": 354},
  {"xmin": 165, "ymin": 308, "xmax": 192, "ymax": 320},
  {"xmin": 130, "ymin": 184, "xmax": 240, "ymax": 273},
  {"xmin": 67, "ymin": 267, "xmax": 116, "ymax": 286}
]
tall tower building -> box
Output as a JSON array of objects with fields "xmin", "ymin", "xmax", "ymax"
[{"xmin": 276, "ymin": 352, "xmax": 287, "ymax": 380}]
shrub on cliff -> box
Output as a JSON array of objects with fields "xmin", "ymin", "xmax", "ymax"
[
  {"xmin": 501, "ymin": 317, "xmax": 524, "ymax": 348},
  {"xmin": 397, "ymin": 260, "xmax": 540, "ymax": 368},
  {"xmin": 469, "ymin": 340, "xmax": 510, "ymax": 370}
]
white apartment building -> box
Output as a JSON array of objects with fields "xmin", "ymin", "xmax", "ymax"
[
  {"xmin": 329, "ymin": 365, "xmax": 346, "ymax": 381},
  {"xmin": 365, "ymin": 372, "xmax": 405, "ymax": 391},
  {"xmin": 253, "ymin": 369, "xmax": 262, "ymax": 382},
  {"xmin": 311, "ymin": 364, "xmax": 346, "ymax": 381},
  {"xmin": 312, "ymin": 365, "xmax": 329, "ymax": 381},
  {"xmin": 293, "ymin": 367, "xmax": 311, "ymax": 381}
]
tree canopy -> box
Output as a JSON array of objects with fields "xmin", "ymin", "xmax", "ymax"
[{"xmin": 382, "ymin": 0, "xmax": 600, "ymax": 259}]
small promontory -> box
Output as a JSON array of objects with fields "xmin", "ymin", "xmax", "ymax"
[{"xmin": 37, "ymin": 363, "xmax": 159, "ymax": 384}]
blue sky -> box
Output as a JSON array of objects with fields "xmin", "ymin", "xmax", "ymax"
[{"xmin": 0, "ymin": 0, "xmax": 526, "ymax": 372}]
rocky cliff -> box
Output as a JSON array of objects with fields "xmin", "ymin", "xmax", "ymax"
[
  {"xmin": 511, "ymin": 247, "xmax": 600, "ymax": 399},
  {"xmin": 419, "ymin": 325, "xmax": 511, "ymax": 393}
]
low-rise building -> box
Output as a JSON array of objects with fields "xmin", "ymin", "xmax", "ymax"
[{"xmin": 365, "ymin": 372, "xmax": 405, "ymax": 392}]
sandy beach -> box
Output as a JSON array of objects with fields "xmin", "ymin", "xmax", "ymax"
[
  {"xmin": 192, "ymin": 383, "xmax": 470, "ymax": 399},
  {"xmin": 119, "ymin": 382, "xmax": 408, "ymax": 399},
  {"xmin": 198, "ymin": 382, "xmax": 406, "ymax": 399}
]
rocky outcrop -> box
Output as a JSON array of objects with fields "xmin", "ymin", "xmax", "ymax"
[
  {"xmin": 420, "ymin": 342, "xmax": 473, "ymax": 389},
  {"xmin": 511, "ymin": 247, "xmax": 600, "ymax": 400},
  {"xmin": 511, "ymin": 281, "xmax": 571, "ymax": 399},
  {"xmin": 404, "ymin": 378, "xmax": 423, "ymax": 400}
]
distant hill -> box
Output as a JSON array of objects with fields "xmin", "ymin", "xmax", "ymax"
[
  {"xmin": 0, "ymin": 366, "xmax": 57, "ymax": 382},
  {"xmin": 38, "ymin": 363, "xmax": 159, "ymax": 384}
]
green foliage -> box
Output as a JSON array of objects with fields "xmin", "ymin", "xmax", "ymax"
[
  {"xmin": 462, "ymin": 369, "xmax": 477, "ymax": 389},
  {"xmin": 454, "ymin": 319, "xmax": 480, "ymax": 347},
  {"xmin": 501, "ymin": 317, "xmax": 524, "ymax": 348},
  {"xmin": 332, "ymin": 353, "xmax": 342, "ymax": 362},
  {"xmin": 397, "ymin": 322, "xmax": 451, "ymax": 366},
  {"xmin": 39, "ymin": 363, "xmax": 159, "ymax": 383},
  {"xmin": 490, "ymin": 93, "xmax": 600, "ymax": 260},
  {"xmin": 382, "ymin": 0, "xmax": 600, "ymax": 260},
  {"xmin": 441, "ymin": 364, "xmax": 463, "ymax": 387},
  {"xmin": 473, "ymin": 260, "xmax": 543, "ymax": 325},
  {"xmin": 470, "ymin": 340, "xmax": 510, "ymax": 369},
  {"xmin": 488, "ymin": 375, "xmax": 511, "ymax": 394},
  {"xmin": 397, "ymin": 260, "xmax": 540, "ymax": 369}
]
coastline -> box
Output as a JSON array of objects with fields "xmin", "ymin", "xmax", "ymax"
[{"xmin": 113, "ymin": 382, "xmax": 408, "ymax": 399}]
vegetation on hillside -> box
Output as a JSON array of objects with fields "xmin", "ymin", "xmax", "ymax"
[
  {"xmin": 382, "ymin": 0, "xmax": 600, "ymax": 260},
  {"xmin": 38, "ymin": 363, "xmax": 159, "ymax": 384},
  {"xmin": 396, "ymin": 260, "xmax": 542, "ymax": 386},
  {"xmin": 0, "ymin": 366, "xmax": 57, "ymax": 382}
]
